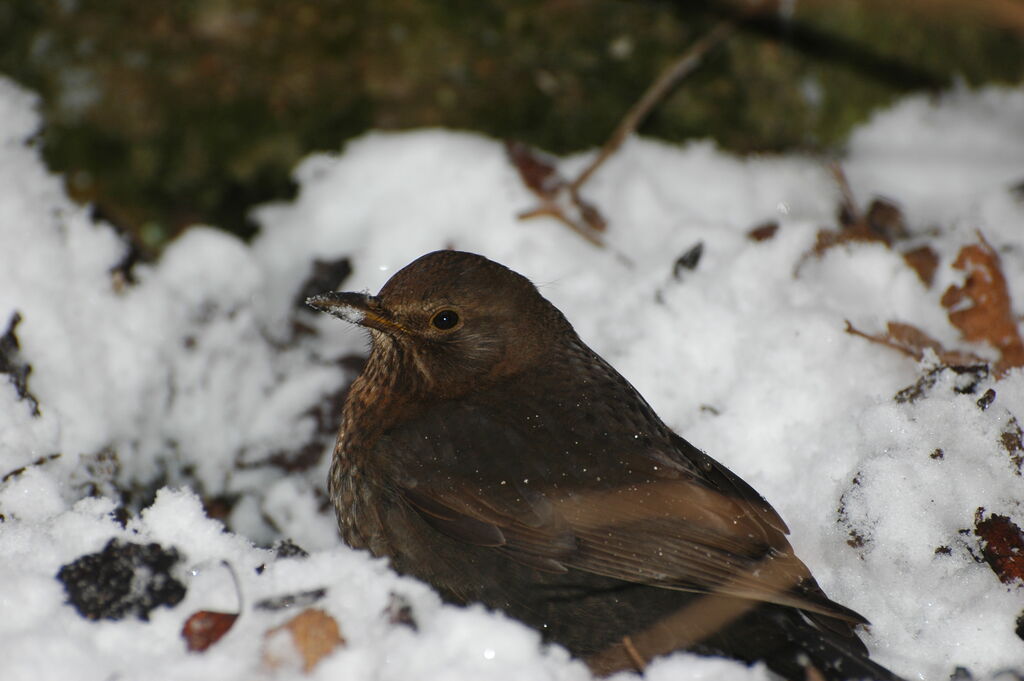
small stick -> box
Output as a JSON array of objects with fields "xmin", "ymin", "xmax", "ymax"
[
  {"xmin": 827, "ymin": 161, "xmax": 861, "ymax": 227},
  {"xmin": 570, "ymin": 20, "xmax": 738, "ymax": 192},
  {"xmin": 621, "ymin": 635, "xmax": 647, "ymax": 671},
  {"xmin": 518, "ymin": 204, "xmax": 605, "ymax": 248}
]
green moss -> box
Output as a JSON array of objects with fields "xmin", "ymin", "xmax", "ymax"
[{"xmin": 0, "ymin": 0, "xmax": 1020, "ymax": 251}]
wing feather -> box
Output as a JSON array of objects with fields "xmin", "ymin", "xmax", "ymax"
[{"xmin": 381, "ymin": 400, "xmax": 864, "ymax": 624}]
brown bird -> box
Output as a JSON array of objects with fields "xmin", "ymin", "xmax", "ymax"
[{"xmin": 308, "ymin": 250, "xmax": 902, "ymax": 681}]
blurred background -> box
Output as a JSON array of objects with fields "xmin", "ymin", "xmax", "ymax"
[{"xmin": 1, "ymin": 0, "xmax": 1021, "ymax": 255}]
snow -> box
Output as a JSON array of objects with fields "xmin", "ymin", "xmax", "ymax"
[{"xmin": 2, "ymin": 74, "xmax": 1024, "ymax": 680}]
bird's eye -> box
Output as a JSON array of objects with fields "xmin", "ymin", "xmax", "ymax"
[{"xmin": 431, "ymin": 309, "xmax": 460, "ymax": 330}]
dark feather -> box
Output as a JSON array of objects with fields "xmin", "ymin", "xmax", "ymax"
[{"xmin": 318, "ymin": 250, "xmax": 901, "ymax": 681}]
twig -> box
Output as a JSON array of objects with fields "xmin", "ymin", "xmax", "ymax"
[
  {"xmin": 621, "ymin": 635, "xmax": 646, "ymax": 671},
  {"xmin": 827, "ymin": 161, "xmax": 862, "ymax": 227},
  {"xmin": 509, "ymin": 19, "xmax": 739, "ymax": 262},
  {"xmin": 571, "ymin": 20, "xmax": 738, "ymax": 192},
  {"xmin": 518, "ymin": 202, "xmax": 605, "ymax": 248},
  {"xmin": 2, "ymin": 453, "xmax": 61, "ymax": 482}
]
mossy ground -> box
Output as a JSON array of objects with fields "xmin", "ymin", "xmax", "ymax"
[{"xmin": 1, "ymin": 0, "xmax": 1020, "ymax": 252}]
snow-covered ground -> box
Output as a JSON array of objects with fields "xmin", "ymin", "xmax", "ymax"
[{"xmin": 1, "ymin": 75, "xmax": 1023, "ymax": 680}]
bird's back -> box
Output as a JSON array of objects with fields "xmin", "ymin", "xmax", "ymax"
[{"xmin": 331, "ymin": 339, "xmax": 887, "ymax": 676}]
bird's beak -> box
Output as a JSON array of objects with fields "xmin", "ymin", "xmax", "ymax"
[{"xmin": 306, "ymin": 291, "xmax": 404, "ymax": 334}]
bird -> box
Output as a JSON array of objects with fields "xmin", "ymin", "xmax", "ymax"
[{"xmin": 307, "ymin": 249, "xmax": 903, "ymax": 681}]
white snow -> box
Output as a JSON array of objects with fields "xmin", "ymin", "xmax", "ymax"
[{"xmin": 1, "ymin": 74, "xmax": 1024, "ymax": 680}]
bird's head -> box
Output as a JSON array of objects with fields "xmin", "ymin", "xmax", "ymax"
[{"xmin": 307, "ymin": 250, "xmax": 570, "ymax": 398}]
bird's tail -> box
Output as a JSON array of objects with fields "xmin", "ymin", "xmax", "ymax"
[
  {"xmin": 586, "ymin": 599, "xmax": 904, "ymax": 681},
  {"xmin": 757, "ymin": 607, "xmax": 905, "ymax": 681}
]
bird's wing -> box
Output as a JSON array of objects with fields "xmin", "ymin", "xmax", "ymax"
[
  {"xmin": 380, "ymin": 401, "xmax": 864, "ymax": 624},
  {"xmin": 666, "ymin": 431, "xmax": 790, "ymax": 535}
]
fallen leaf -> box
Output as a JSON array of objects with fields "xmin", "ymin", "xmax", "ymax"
[
  {"xmin": 747, "ymin": 222, "xmax": 778, "ymax": 242},
  {"xmin": 797, "ymin": 165, "xmax": 919, "ymax": 279},
  {"xmin": 903, "ymin": 245, "xmax": 940, "ymax": 287},
  {"xmin": 941, "ymin": 234, "xmax": 1024, "ymax": 375},
  {"xmin": 850, "ymin": 322, "xmax": 995, "ymax": 403},
  {"xmin": 808, "ymin": 224, "xmax": 883, "ymax": 258},
  {"xmin": 813, "ymin": 165, "xmax": 904, "ymax": 255},
  {"xmin": 505, "ymin": 140, "xmax": 609, "ymax": 249},
  {"xmin": 1001, "ymin": 417, "xmax": 1024, "ymax": 474},
  {"xmin": 264, "ymin": 608, "xmax": 344, "ymax": 673},
  {"xmin": 864, "ymin": 198, "xmax": 909, "ymax": 242},
  {"xmin": 974, "ymin": 510, "xmax": 1024, "ymax": 584},
  {"xmin": 505, "ymin": 140, "xmax": 563, "ymax": 198},
  {"xmin": 183, "ymin": 610, "xmax": 238, "ymax": 652},
  {"xmin": 844, "ymin": 320, "xmax": 986, "ymax": 367}
]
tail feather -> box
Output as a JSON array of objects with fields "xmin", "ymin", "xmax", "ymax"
[
  {"xmin": 759, "ymin": 608, "xmax": 904, "ymax": 681},
  {"xmin": 584, "ymin": 595, "xmax": 905, "ymax": 681}
]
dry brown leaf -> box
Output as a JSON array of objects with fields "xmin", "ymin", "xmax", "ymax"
[
  {"xmin": 505, "ymin": 22, "xmax": 734, "ymax": 263},
  {"xmin": 864, "ymin": 198, "xmax": 909, "ymax": 242},
  {"xmin": 903, "ymin": 245, "xmax": 940, "ymax": 288},
  {"xmin": 844, "ymin": 320, "xmax": 985, "ymax": 367},
  {"xmin": 504, "ymin": 140, "xmax": 563, "ymax": 198},
  {"xmin": 941, "ymin": 234, "xmax": 1024, "ymax": 375},
  {"xmin": 182, "ymin": 610, "xmax": 238, "ymax": 652},
  {"xmin": 808, "ymin": 225, "xmax": 881, "ymax": 258},
  {"xmin": 974, "ymin": 510, "xmax": 1024, "ymax": 584},
  {"xmin": 505, "ymin": 140, "xmax": 608, "ymax": 249},
  {"xmin": 797, "ymin": 165, "xmax": 929, "ymax": 283},
  {"xmin": 747, "ymin": 222, "xmax": 779, "ymax": 242},
  {"xmin": 1001, "ymin": 417, "xmax": 1024, "ymax": 474},
  {"xmin": 810, "ymin": 165, "xmax": 904, "ymax": 257},
  {"xmin": 263, "ymin": 608, "xmax": 344, "ymax": 673}
]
